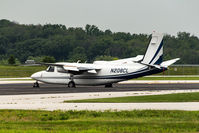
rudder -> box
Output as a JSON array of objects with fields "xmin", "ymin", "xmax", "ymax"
[{"xmin": 141, "ymin": 32, "xmax": 164, "ymax": 65}]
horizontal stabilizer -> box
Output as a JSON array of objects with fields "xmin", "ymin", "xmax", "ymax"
[
  {"xmin": 160, "ymin": 58, "xmax": 180, "ymax": 68},
  {"xmin": 138, "ymin": 62, "xmax": 162, "ymax": 69},
  {"xmin": 138, "ymin": 58, "xmax": 180, "ymax": 69}
]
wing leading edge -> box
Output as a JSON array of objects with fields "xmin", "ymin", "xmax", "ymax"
[{"xmin": 43, "ymin": 63, "xmax": 101, "ymax": 74}]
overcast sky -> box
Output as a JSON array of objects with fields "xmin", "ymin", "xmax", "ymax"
[{"xmin": 0, "ymin": 0, "xmax": 199, "ymax": 37}]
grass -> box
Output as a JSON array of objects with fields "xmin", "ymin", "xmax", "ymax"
[
  {"xmin": 64, "ymin": 92, "xmax": 199, "ymax": 103},
  {"xmin": 0, "ymin": 109, "xmax": 199, "ymax": 132},
  {"xmin": 0, "ymin": 65, "xmax": 199, "ymax": 78},
  {"xmin": 0, "ymin": 65, "xmax": 46, "ymax": 78},
  {"xmin": 134, "ymin": 76, "xmax": 199, "ymax": 80},
  {"xmin": 161, "ymin": 66, "xmax": 199, "ymax": 75}
]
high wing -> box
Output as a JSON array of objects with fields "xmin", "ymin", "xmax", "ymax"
[{"xmin": 43, "ymin": 62, "xmax": 101, "ymax": 74}]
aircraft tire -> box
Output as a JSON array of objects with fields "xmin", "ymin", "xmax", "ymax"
[
  {"xmin": 68, "ymin": 81, "xmax": 76, "ymax": 88},
  {"xmin": 33, "ymin": 82, "xmax": 39, "ymax": 88},
  {"xmin": 105, "ymin": 83, "xmax": 112, "ymax": 88}
]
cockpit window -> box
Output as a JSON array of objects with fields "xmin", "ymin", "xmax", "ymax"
[
  {"xmin": 57, "ymin": 66, "xmax": 67, "ymax": 73},
  {"xmin": 47, "ymin": 66, "xmax": 54, "ymax": 72}
]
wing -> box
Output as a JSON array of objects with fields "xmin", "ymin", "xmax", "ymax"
[
  {"xmin": 64, "ymin": 66, "xmax": 99, "ymax": 74},
  {"xmin": 43, "ymin": 63, "xmax": 100, "ymax": 74}
]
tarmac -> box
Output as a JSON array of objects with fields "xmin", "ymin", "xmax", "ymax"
[
  {"xmin": 0, "ymin": 89, "xmax": 199, "ymax": 111},
  {"xmin": 1, "ymin": 79, "xmax": 199, "ymax": 111},
  {"xmin": 0, "ymin": 80, "xmax": 199, "ymax": 95}
]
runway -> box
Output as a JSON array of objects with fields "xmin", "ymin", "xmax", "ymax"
[
  {"xmin": 1, "ymin": 81, "xmax": 199, "ymax": 111},
  {"xmin": 0, "ymin": 82, "xmax": 199, "ymax": 95},
  {"xmin": 1, "ymin": 88, "xmax": 199, "ymax": 111}
]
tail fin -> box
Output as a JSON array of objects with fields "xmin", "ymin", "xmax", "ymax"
[{"xmin": 141, "ymin": 32, "xmax": 164, "ymax": 65}]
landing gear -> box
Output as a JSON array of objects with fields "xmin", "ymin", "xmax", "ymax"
[
  {"xmin": 68, "ymin": 81, "xmax": 76, "ymax": 88},
  {"xmin": 33, "ymin": 81, "xmax": 39, "ymax": 88},
  {"xmin": 68, "ymin": 74, "xmax": 76, "ymax": 88},
  {"xmin": 105, "ymin": 83, "xmax": 112, "ymax": 88}
]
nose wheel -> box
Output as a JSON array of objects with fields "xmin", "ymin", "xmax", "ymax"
[{"xmin": 33, "ymin": 81, "xmax": 40, "ymax": 88}]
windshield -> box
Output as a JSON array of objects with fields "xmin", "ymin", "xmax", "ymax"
[{"xmin": 46, "ymin": 66, "xmax": 54, "ymax": 72}]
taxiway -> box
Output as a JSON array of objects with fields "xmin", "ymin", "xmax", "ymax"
[
  {"xmin": 1, "ymin": 81, "xmax": 199, "ymax": 111},
  {"xmin": 0, "ymin": 82, "xmax": 199, "ymax": 95}
]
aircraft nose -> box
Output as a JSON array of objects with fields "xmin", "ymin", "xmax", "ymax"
[{"xmin": 31, "ymin": 72, "xmax": 42, "ymax": 80}]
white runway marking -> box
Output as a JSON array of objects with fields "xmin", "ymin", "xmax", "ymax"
[{"xmin": 1, "ymin": 89, "xmax": 199, "ymax": 111}]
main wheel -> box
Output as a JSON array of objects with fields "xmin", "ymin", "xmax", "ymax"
[
  {"xmin": 68, "ymin": 81, "xmax": 76, "ymax": 88},
  {"xmin": 105, "ymin": 83, "xmax": 112, "ymax": 88}
]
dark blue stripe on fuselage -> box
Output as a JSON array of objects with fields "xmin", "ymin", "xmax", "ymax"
[
  {"xmin": 74, "ymin": 67, "xmax": 148, "ymax": 79},
  {"xmin": 75, "ymin": 67, "xmax": 165, "ymax": 80}
]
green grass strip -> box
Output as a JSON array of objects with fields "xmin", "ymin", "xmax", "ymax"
[
  {"xmin": 134, "ymin": 76, "xmax": 199, "ymax": 80},
  {"xmin": 0, "ymin": 65, "xmax": 46, "ymax": 78},
  {"xmin": 0, "ymin": 65, "xmax": 199, "ymax": 78},
  {"xmin": 64, "ymin": 92, "xmax": 199, "ymax": 103},
  {"xmin": 0, "ymin": 110, "xmax": 199, "ymax": 132}
]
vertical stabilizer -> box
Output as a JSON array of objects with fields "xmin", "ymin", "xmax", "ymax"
[{"xmin": 141, "ymin": 32, "xmax": 164, "ymax": 65}]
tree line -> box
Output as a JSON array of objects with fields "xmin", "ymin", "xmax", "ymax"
[{"xmin": 0, "ymin": 19, "xmax": 198, "ymax": 64}]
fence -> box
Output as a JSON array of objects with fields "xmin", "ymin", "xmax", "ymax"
[{"xmin": 158, "ymin": 65, "xmax": 199, "ymax": 76}]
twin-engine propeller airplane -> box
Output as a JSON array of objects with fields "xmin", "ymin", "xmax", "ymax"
[{"xmin": 31, "ymin": 32, "xmax": 180, "ymax": 88}]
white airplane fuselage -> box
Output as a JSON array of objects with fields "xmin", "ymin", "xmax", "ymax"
[{"xmin": 31, "ymin": 61, "xmax": 163, "ymax": 85}]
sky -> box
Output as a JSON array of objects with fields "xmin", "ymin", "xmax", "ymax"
[{"xmin": 0, "ymin": 0, "xmax": 199, "ymax": 37}]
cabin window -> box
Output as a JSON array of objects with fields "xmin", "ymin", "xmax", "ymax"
[
  {"xmin": 57, "ymin": 66, "xmax": 67, "ymax": 73},
  {"xmin": 47, "ymin": 66, "xmax": 54, "ymax": 72}
]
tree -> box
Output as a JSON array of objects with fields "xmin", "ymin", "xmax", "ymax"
[
  {"xmin": 95, "ymin": 55, "xmax": 118, "ymax": 61},
  {"xmin": 85, "ymin": 24, "xmax": 102, "ymax": 36},
  {"xmin": 85, "ymin": 24, "xmax": 91, "ymax": 35},
  {"xmin": 42, "ymin": 56, "xmax": 55, "ymax": 63},
  {"xmin": 28, "ymin": 56, "xmax": 43, "ymax": 63},
  {"xmin": 1, "ymin": 19, "xmax": 199, "ymax": 64},
  {"xmin": 68, "ymin": 47, "xmax": 87, "ymax": 62},
  {"xmin": 8, "ymin": 55, "xmax": 16, "ymax": 65},
  {"xmin": 105, "ymin": 29, "xmax": 112, "ymax": 35}
]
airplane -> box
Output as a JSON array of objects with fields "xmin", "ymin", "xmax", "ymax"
[{"xmin": 31, "ymin": 32, "xmax": 180, "ymax": 88}]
